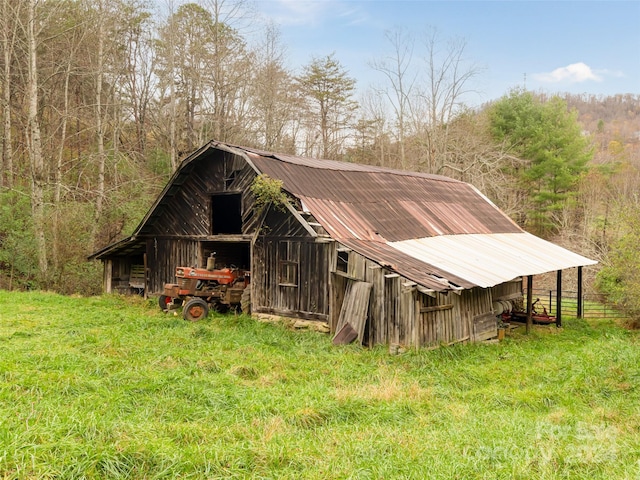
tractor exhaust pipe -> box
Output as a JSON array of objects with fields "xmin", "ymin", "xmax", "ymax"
[{"xmin": 206, "ymin": 253, "xmax": 216, "ymax": 271}]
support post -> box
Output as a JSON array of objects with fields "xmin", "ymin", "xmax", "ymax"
[
  {"xmin": 556, "ymin": 270, "xmax": 562, "ymax": 328},
  {"xmin": 577, "ymin": 266, "xmax": 583, "ymax": 319},
  {"xmin": 526, "ymin": 275, "xmax": 533, "ymax": 334},
  {"xmin": 105, "ymin": 259, "xmax": 113, "ymax": 294},
  {"xmin": 143, "ymin": 252, "xmax": 149, "ymax": 300}
]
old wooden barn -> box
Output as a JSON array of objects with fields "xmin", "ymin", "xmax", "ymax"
[{"xmin": 90, "ymin": 140, "xmax": 596, "ymax": 348}]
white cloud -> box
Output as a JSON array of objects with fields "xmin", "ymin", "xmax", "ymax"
[{"xmin": 534, "ymin": 62, "xmax": 603, "ymax": 84}]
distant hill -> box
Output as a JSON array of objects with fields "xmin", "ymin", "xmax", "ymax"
[{"xmin": 563, "ymin": 93, "xmax": 640, "ymax": 164}]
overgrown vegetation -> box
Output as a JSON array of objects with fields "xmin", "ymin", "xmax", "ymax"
[
  {"xmin": 1, "ymin": 291, "xmax": 639, "ymax": 478},
  {"xmin": 250, "ymin": 174, "xmax": 289, "ymax": 212},
  {"xmin": 596, "ymin": 205, "xmax": 640, "ymax": 324}
]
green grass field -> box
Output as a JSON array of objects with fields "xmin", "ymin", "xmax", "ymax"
[{"xmin": 0, "ymin": 291, "xmax": 638, "ymax": 479}]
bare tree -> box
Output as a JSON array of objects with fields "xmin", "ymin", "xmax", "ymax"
[
  {"xmin": 369, "ymin": 27, "xmax": 482, "ymax": 174},
  {"xmin": 369, "ymin": 28, "xmax": 416, "ymax": 169},
  {"xmin": 352, "ymin": 90, "xmax": 389, "ymax": 167},
  {"xmin": 248, "ymin": 23, "xmax": 298, "ymax": 151},
  {"xmin": 119, "ymin": 2, "xmax": 156, "ymax": 158},
  {"xmin": 416, "ymin": 28, "xmax": 482, "ymax": 173},
  {"xmin": 25, "ymin": 0, "xmax": 47, "ymax": 275},
  {"xmin": 0, "ymin": 0, "xmax": 20, "ymax": 188},
  {"xmin": 202, "ymin": 0, "xmax": 253, "ymax": 144}
]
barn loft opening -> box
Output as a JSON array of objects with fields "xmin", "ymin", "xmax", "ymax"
[{"xmin": 211, "ymin": 193, "xmax": 242, "ymax": 234}]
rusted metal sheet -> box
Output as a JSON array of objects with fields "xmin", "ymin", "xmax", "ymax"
[
  {"xmin": 248, "ymin": 149, "xmax": 595, "ymax": 290},
  {"xmin": 338, "ymin": 238, "xmax": 473, "ymax": 291},
  {"xmin": 251, "ymin": 154, "xmax": 521, "ymax": 242}
]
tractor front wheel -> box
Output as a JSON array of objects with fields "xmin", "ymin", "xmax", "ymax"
[
  {"xmin": 159, "ymin": 295, "xmax": 183, "ymax": 311},
  {"xmin": 159, "ymin": 295, "xmax": 172, "ymax": 311},
  {"xmin": 183, "ymin": 298, "xmax": 209, "ymax": 321}
]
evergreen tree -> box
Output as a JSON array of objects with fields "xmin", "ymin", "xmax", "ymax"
[
  {"xmin": 488, "ymin": 89, "xmax": 593, "ymax": 235},
  {"xmin": 296, "ymin": 53, "xmax": 357, "ymax": 159}
]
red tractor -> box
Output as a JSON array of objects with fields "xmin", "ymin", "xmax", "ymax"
[{"xmin": 160, "ymin": 256, "xmax": 250, "ymax": 321}]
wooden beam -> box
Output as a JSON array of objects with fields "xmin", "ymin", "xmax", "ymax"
[
  {"xmin": 105, "ymin": 259, "xmax": 112, "ymax": 294},
  {"xmin": 417, "ymin": 286, "xmax": 436, "ymax": 297},
  {"xmin": 556, "ymin": 270, "xmax": 562, "ymax": 327},
  {"xmin": 333, "ymin": 270, "xmax": 361, "ymax": 282},
  {"xmin": 526, "ymin": 275, "xmax": 533, "ymax": 334},
  {"xmin": 420, "ymin": 304, "xmax": 454, "ymax": 313}
]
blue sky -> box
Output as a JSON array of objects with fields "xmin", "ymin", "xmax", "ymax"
[{"xmin": 252, "ymin": 0, "xmax": 640, "ymax": 106}]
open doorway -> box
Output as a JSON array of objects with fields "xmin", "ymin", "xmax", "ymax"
[{"xmin": 211, "ymin": 193, "xmax": 242, "ymax": 234}]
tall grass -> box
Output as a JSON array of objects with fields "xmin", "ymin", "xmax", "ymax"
[{"xmin": 0, "ymin": 291, "xmax": 638, "ymax": 479}]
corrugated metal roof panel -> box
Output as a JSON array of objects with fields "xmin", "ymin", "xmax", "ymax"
[
  {"xmin": 241, "ymin": 145, "xmax": 461, "ymax": 180},
  {"xmin": 389, "ymin": 233, "xmax": 597, "ymax": 288},
  {"xmin": 250, "ymin": 152, "xmax": 521, "ymax": 241},
  {"xmin": 337, "ymin": 238, "xmax": 474, "ymax": 291}
]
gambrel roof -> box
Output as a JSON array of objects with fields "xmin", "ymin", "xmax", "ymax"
[{"xmin": 91, "ymin": 141, "xmax": 596, "ymax": 291}]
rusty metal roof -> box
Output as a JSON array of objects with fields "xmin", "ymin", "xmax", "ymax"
[
  {"xmin": 248, "ymin": 152, "xmax": 522, "ymax": 242},
  {"xmin": 242, "ymin": 146, "xmax": 596, "ymax": 290}
]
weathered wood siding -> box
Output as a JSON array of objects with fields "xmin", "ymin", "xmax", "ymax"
[
  {"xmin": 252, "ymin": 207, "xmax": 331, "ymax": 320},
  {"xmin": 491, "ymin": 279, "xmax": 523, "ymax": 299},
  {"xmin": 329, "ymin": 246, "xmax": 496, "ymax": 347},
  {"xmin": 144, "ymin": 150, "xmax": 253, "ymax": 237},
  {"xmin": 106, "ymin": 150, "xmax": 258, "ymax": 294},
  {"xmin": 106, "ymin": 256, "xmax": 144, "ymax": 294},
  {"xmin": 146, "ymin": 238, "xmax": 200, "ymax": 293}
]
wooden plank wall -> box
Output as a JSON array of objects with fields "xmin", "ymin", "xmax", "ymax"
[
  {"xmin": 491, "ymin": 280, "xmax": 522, "ymax": 299},
  {"xmin": 253, "ymin": 234, "xmax": 331, "ymax": 321},
  {"xmin": 330, "ymin": 272, "xmax": 348, "ymax": 332},
  {"xmin": 107, "ymin": 257, "xmax": 139, "ymax": 294},
  {"xmin": 414, "ymin": 288, "xmax": 493, "ymax": 347},
  {"xmin": 333, "ymin": 280, "xmax": 372, "ymax": 344},
  {"xmin": 146, "ymin": 238, "xmax": 200, "ymax": 293},
  {"xmin": 330, "ymin": 247, "xmax": 496, "ymax": 348},
  {"xmin": 365, "ymin": 264, "xmax": 385, "ymax": 346},
  {"xmin": 144, "ymin": 151, "xmax": 257, "ymax": 238}
]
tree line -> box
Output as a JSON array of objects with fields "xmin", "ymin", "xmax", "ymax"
[{"xmin": 1, "ymin": 0, "xmax": 638, "ymax": 319}]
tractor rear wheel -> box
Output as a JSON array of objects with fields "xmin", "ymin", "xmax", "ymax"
[{"xmin": 183, "ymin": 298, "xmax": 209, "ymax": 321}]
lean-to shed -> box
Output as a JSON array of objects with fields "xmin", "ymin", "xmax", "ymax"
[{"xmin": 90, "ymin": 141, "xmax": 596, "ymax": 347}]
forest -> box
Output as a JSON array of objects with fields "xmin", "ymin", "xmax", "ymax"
[{"xmin": 1, "ymin": 0, "xmax": 639, "ymax": 319}]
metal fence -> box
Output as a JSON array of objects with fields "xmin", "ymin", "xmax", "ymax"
[{"xmin": 529, "ymin": 289, "xmax": 628, "ymax": 320}]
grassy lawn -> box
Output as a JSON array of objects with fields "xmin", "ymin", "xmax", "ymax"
[{"xmin": 1, "ymin": 291, "xmax": 639, "ymax": 479}]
